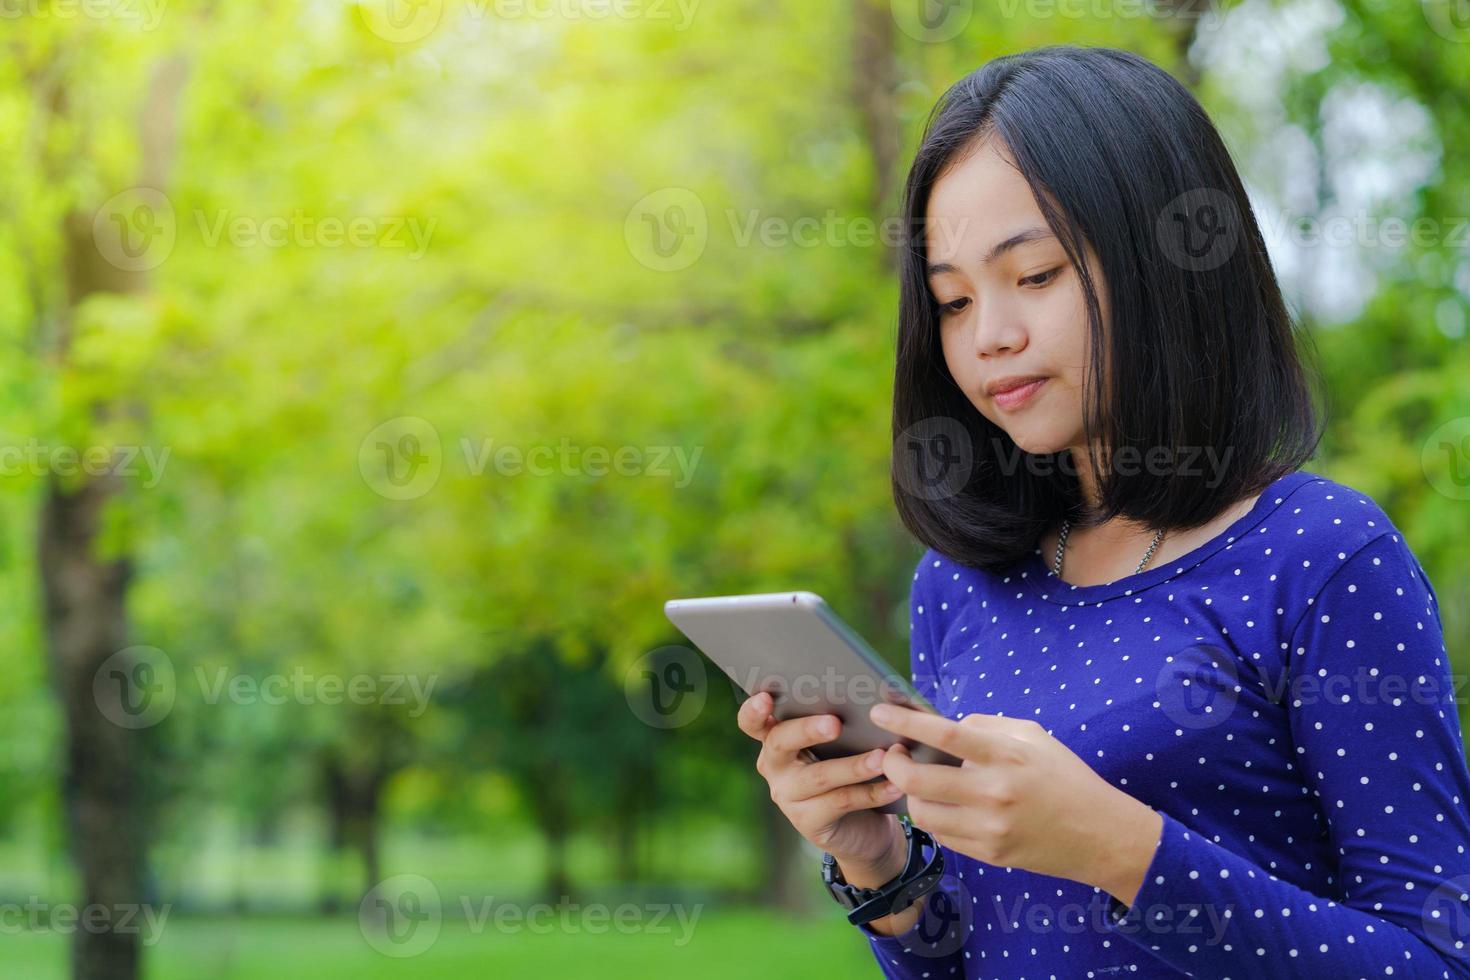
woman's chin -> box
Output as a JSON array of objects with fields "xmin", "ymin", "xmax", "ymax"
[{"xmin": 1007, "ymin": 431, "xmax": 1065, "ymax": 457}]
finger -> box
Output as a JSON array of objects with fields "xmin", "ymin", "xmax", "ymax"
[
  {"xmin": 787, "ymin": 748, "xmax": 888, "ymax": 803},
  {"xmin": 869, "ymin": 703, "xmax": 1017, "ymax": 764},
  {"xmin": 736, "ymin": 691, "xmax": 774, "ymax": 740},
  {"xmin": 916, "ymin": 824, "xmax": 986, "ymax": 859},
  {"xmin": 903, "ymin": 794, "xmax": 972, "ymax": 838},
  {"xmin": 765, "ymin": 713, "xmax": 840, "ymax": 759},
  {"xmin": 960, "ymin": 712, "xmax": 1048, "ymax": 745},
  {"xmin": 883, "ymin": 743, "xmax": 981, "ymax": 805},
  {"xmin": 805, "ymin": 775, "xmax": 904, "ymax": 815}
]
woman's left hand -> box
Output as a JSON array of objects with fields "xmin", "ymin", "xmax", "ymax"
[{"xmin": 869, "ymin": 702, "xmax": 1163, "ymax": 905}]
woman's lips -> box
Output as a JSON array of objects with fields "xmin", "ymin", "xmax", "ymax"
[{"xmin": 992, "ymin": 378, "xmax": 1047, "ymax": 411}]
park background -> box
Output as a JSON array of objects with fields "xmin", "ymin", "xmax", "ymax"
[{"xmin": 3, "ymin": 0, "xmax": 1470, "ymax": 976}]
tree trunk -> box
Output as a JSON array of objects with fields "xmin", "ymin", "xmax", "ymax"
[
  {"xmin": 40, "ymin": 474, "xmax": 141, "ymax": 980},
  {"xmin": 756, "ymin": 791, "xmax": 811, "ymax": 914},
  {"xmin": 535, "ymin": 777, "xmax": 575, "ymax": 902},
  {"xmin": 612, "ymin": 792, "xmax": 640, "ymax": 884},
  {"xmin": 1155, "ymin": 0, "xmax": 1212, "ymax": 88},
  {"xmin": 357, "ymin": 779, "xmax": 383, "ymax": 899},
  {"xmin": 321, "ymin": 754, "xmax": 389, "ymax": 909},
  {"xmin": 610, "ymin": 752, "xmax": 654, "ymax": 884},
  {"xmin": 320, "ymin": 760, "xmax": 351, "ymax": 915},
  {"xmin": 37, "ymin": 52, "xmax": 188, "ymax": 980},
  {"xmin": 851, "ymin": 0, "xmax": 899, "ymax": 270}
]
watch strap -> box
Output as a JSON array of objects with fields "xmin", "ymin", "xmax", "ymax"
[{"xmin": 822, "ymin": 818, "xmax": 944, "ymax": 926}]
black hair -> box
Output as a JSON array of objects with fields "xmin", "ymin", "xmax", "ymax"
[{"xmin": 891, "ymin": 45, "xmax": 1324, "ymax": 574}]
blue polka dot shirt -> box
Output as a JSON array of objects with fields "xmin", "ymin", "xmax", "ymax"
[{"xmin": 862, "ymin": 469, "xmax": 1470, "ymax": 979}]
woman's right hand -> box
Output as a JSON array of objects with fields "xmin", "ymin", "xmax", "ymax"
[{"xmin": 736, "ymin": 690, "xmax": 906, "ymax": 874}]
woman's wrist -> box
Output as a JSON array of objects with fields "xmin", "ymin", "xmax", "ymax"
[
  {"xmin": 1082, "ymin": 794, "xmax": 1163, "ymax": 907},
  {"xmin": 832, "ymin": 816, "xmax": 907, "ymax": 889}
]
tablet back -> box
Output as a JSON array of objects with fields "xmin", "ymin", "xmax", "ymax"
[{"xmin": 664, "ymin": 590, "xmax": 962, "ymax": 815}]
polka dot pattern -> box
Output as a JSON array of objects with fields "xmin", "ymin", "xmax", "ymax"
[{"xmin": 862, "ymin": 470, "xmax": 1470, "ymax": 979}]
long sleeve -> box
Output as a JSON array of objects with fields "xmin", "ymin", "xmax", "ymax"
[
  {"xmin": 1100, "ymin": 532, "xmax": 1470, "ymax": 978},
  {"xmin": 861, "ymin": 550, "xmax": 971, "ymax": 978}
]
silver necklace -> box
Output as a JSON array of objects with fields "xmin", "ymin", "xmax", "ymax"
[{"xmin": 1051, "ymin": 520, "xmax": 1164, "ymax": 578}]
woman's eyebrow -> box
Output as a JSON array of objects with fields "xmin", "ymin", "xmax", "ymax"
[{"xmin": 925, "ymin": 226, "xmax": 1056, "ymax": 277}]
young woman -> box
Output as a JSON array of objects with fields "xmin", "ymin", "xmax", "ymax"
[{"xmin": 736, "ymin": 46, "xmax": 1470, "ymax": 978}]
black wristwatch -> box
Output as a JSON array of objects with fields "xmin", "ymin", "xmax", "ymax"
[{"xmin": 821, "ymin": 817, "xmax": 944, "ymax": 926}]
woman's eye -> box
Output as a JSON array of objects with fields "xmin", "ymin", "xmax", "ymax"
[
  {"xmin": 1021, "ymin": 267, "xmax": 1061, "ymax": 288},
  {"xmin": 938, "ymin": 297, "xmax": 970, "ymax": 316}
]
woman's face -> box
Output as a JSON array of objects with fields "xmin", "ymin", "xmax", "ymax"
[{"xmin": 925, "ymin": 137, "xmax": 1107, "ymax": 458}]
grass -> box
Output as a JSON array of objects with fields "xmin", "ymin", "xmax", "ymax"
[
  {"xmin": 0, "ymin": 814, "xmax": 768, "ymax": 912},
  {"xmin": 5, "ymin": 907, "xmax": 880, "ymax": 979},
  {"xmin": 0, "ymin": 811, "xmax": 866, "ymax": 976}
]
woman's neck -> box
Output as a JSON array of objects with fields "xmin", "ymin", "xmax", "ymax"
[{"xmin": 1044, "ymin": 491, "xmax": 1264, "ymax": 587}]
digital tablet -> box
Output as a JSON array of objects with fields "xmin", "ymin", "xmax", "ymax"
[{"xmin": 663, "ymin": 591, "xmax": 963, "ymax": 816}]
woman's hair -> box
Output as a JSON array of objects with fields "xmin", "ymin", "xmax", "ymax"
[{"xmin": 891, "ymin": 45, "xmax": 1324, "ymax": 573}]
